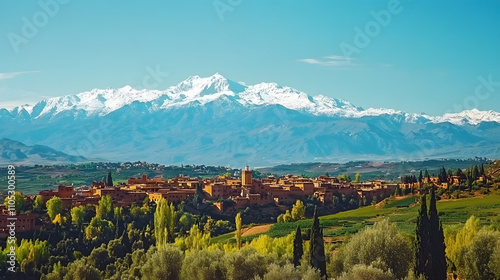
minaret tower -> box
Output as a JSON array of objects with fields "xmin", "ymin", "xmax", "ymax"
[{"xmin": 242, "ymin": 165, "xmax": 253, "ymax": 186}]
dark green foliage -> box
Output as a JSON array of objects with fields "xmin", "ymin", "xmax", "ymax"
[
  {"xmin": 293, "ymin": 225, "xmax": 303, "ymax": 267},
  {"xmin": 428, "ymin": 186, "xmax": 447, "ymax": 280},
  {"xmin": 309, "ymin": 206, "xmax": 327, "ymax": 278},
  {"xmin": 472, "ymin": 165, "xmax": 480, "ymax": 180},
  {"xmin": 424, "ymin": 169, "xmax": 430, "ymax": 182},
  {"xmin": 88, "ymin": 245, "xmax": 112, "ymax": 272},
  {"xmin": 65, "ymin": 259, "xmax": 102, "ymax": 280},
  {"xmin": 194, "ymin": 184, "xmax": 204, "ymax": 206},
  {"xmin": 416, "ymin": 187, "xmax": 447, "ymax": 280},
  {"xmin": 415, "ymin": 194, "xmax": 430, "ymax": 277},
  {"xmin": 438, "ymin": 166, "xmax": 447, "ymax": 184},
  {"xmin": 141, "ymin": 246, "xmax": 183, "ymax": 280},
  {"xmin": 107, "ymin": 172, "xmax": 113, "ymax": 187}
]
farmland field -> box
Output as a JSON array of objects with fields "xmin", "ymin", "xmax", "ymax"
[{"xmin": 214, "ymin": 194, "xmax": 500, "ymax": 243}]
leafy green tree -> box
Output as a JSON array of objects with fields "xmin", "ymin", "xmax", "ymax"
[
  {"xmin": 293, "ymin": 226, "xmax": 303, "ymax": 267},
  {"xmin": 108, "ymin": 238, "xmax": 127, "ymax": 259},
  {"xmin": 456, "ymin": 230, "xmax": 500, "ymax": 280},
  {"xmin": 225, "ymin": 247, "xmax": 268, "ymax": 280},
  {"xmin": 154, "ymin": 198, "xmax": 177, "ymax": 247},
  {"xmin": 174, "ymin": 224, "xmax": 210, "ymax": 251},
  {"xmin": 179, "ymin": 213, "xmax": 195, "ymax": 232},
  {"xmin": 60, "ymin": 259, "xmax": 102, "ymax": 280},
  {"xmin": 180, "ymin": 249, "xmax": 226, "ymax": 280},
  {"xmin": 85, "ymin": 217, "xmax": 115, "ymax": 241},
  {"xmin": 291, "ymin": 200, "xmax": 305, "ymax": 221},
  {"xmin": 336, "ymin": 264, "xmax": 396, "ymax": 280},
  {"xmin": 141, "ymin": 246, "xmax": 183, "ymax": 280},
  {"xmin": 491, "ymin": 240, "xmax": 500, "ymax": 279},
  {"xmin": 260, "ymin": 263, "xmax": 321, "ymax": 280},
  {"xmin": 236, "ymin": 212, "xmax": 242, "ymax": 249},
  {"xmin": 283, "ymin": 210, "xmax": 293, "ymax": 223},
  {"xmin": 71, "ymin": 205, "xmax": 86, "ymax": 228},
  {"xmin": 88, "ymin": 245, "xmax": 111, "ymax": 271},
  {"xmin": 444, "ymin": 216, "xmax": 481, "ymax": 269},
  {"xmin": 353, "ymin": 172, "xmax": 361, "ymax": 183},
  {"xmin": 4, "ymin": 191, "xmax": 25, "ymax": 213},
  {"xmin": 338, "ymin": 174, "xmax": 352, "ymax": 182},
  {"xmin": 337, "ymin": 219, "xmax": 413, "ymax": 279},
  {"xmin": 309, "ymin": 206, "xmax": 327, "ymax": 278},
  {"xmin": 46, "ymin": 196, "xmax": 62, "ymax": 221},
  {"xmin": 204, "ymin": 218, "xmax": 216, "ymax": 234},
  {"xmin": 96, "ymin": 195, "xmax": 113, "ymax": 220},
  {"xmin": 277, "ymin": 214, "xmax": 284, "ymax": 223},
  {"xmin": 33, "ymin": 195, "xmax": 44, "ymax": 211}
]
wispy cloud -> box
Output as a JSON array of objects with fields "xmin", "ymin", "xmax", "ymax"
[
  {"xmin": 0, "ymin": 71, "xmax": 40, "ymax": 80},
  {"xmin": 298, "ymin": 55, "xmax": 355, "ymax": 67}
]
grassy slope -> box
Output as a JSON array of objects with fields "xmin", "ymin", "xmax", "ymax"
[{"xmin": 214, "ymin": 194, "xmax": 500, "ymax": 243}]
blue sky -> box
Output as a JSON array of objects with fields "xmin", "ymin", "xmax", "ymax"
[{"xmin": 1, "ymin": 0, "xmax": 499, "ymax": 115}]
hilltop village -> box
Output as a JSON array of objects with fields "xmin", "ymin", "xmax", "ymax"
[
  {"xmin": 1, "ymin": 163, "xmax": 492, "ymax": 237},
  {"xmin": 41, "ymin": 166, "xmax": 398, "ymax": 211}
]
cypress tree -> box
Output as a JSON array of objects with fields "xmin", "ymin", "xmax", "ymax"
[
  {"xmin": 472, "ymin": 165, "xmax": 480, "ymax": 180},
  {"xmin": 107, "ymin": 172, "xmax": 113, "ymax": 187},
  {"xmin": 194, "ymin": 185, "xmax": 204, "ymax": 207},
  {"xmin": 480, "ymin": 164, "xmax": 485, "ymax": 177},
  {"xmin": 440, "ymin": 167, "xmax": 447, "ymax": 183},
  {"xmin": 293, "ymin": 225, "xmax": 303, "ymax": 267},
  {"xmin": 428, "ymin": 186, "xmax": 447, "ymax": 280},
  {"xmin": 310, "ymin": 206, "xmax": 327, "ymax": 278},
  {"xmin": 424, "ymin": 169, "xmax": 430, "ymax": 182},
  {"xmin": 419, "ymin": 170, "xmax": 423, "ymax": 183},
  {"xmin": 121, "ymin": 225, "xmax": 130, "ymax": 248},
  {"xmin": 415, "ymin": 194, "xmax": 430, "ymax": 277}
]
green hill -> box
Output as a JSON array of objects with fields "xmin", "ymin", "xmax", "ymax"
[{"xmin": 215, "ymin": 194, "xmax": 500, "ymax": 243}]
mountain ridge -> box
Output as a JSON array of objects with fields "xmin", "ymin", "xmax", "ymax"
[
  {"xmin": 3, "ymin": 73, "xmax": 500, "ymax": 126},
  {"xmin": 1, "ymin": 74, "xmax": 499, "ymax": 166},
  {"xmin": 0, "ymin": 138, "xmax": 87, "ymax": 166}
]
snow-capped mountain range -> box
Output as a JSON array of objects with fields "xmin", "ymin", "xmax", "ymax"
[
  {"xmin": 1, "ymin": 73, "xmax": 499, "ymax": 166},
  {"xmin": 5, "ymin": 73, "xmax": 500, "ymax": 125}
]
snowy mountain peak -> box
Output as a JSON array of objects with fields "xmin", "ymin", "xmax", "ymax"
[
  {"xmin": 431, "ymin": 109, "xmax": 500, "ymax": 125},
  {"xmin": 173, "ymin": 73, "xmax": 246, "ymax": 97},
  {"xmin": 3, "ymin": 74, "xmax": 500, "ymax": 125}
]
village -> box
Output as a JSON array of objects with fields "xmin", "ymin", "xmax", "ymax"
[{"xmin": 2, "ymin": 164, "xmax": 488, "ymax": 237}]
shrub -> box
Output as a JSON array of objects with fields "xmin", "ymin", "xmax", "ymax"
[
  {"xmin": 331, "ymin": 219, "xmax": 413, "ymax": 279},
  {"xmin": 141, "ymin": 246, "xmax": 183, "ymax": 280},
  {"xmin": 336, "ymin": 264, "xmax": 396, "ymax": 280},
  {"xmin": 181, "ymin": 249, "xmax": 226, "ymax": 280}
]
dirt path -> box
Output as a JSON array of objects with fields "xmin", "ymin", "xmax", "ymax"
[{"xmin": 242, "ymin": 224, "xmax": 272, "ymax": 237}]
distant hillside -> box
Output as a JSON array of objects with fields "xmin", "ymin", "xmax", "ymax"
[
  {"xmin": 255, "ymin": 159, "xmax": 491, "ymax": 180},
  {"xmin": 0, "ymin": 138, "xmax": 87, "ymax": 166}
]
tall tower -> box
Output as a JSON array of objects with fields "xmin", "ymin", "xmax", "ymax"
[{"xmin": 242, "ymin": 165, "xmax": 253, "ymax": 186}]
